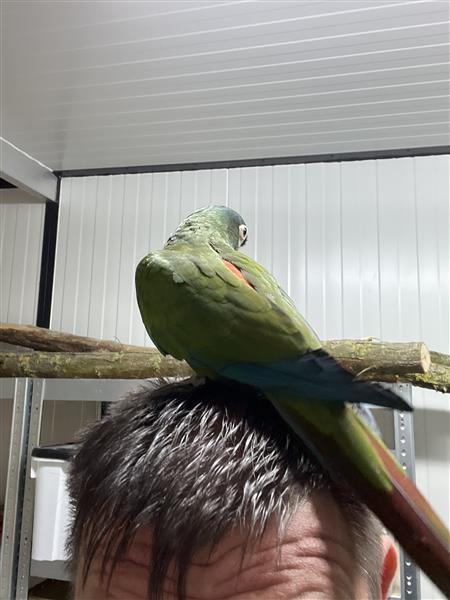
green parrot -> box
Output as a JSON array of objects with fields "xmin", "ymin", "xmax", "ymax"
[{"xmin": 136, "ymin": 205, "xmax": 450, "ymax": 595}]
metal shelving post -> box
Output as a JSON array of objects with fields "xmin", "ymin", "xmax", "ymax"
[
  {"xmin": 0, "ymin": 379, "xmax": 34, "ymax": 600},
  {"xmin": 15, "ymin": 381, "xmax": 44, "ymax": 600},
  {"xmin": 393, "ymin": 384, "xmax": 420, "ymax": 600}
]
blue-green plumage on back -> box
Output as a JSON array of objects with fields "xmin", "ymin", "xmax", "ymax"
[{"xmin": 136, "ymin": 205, "xmax": 450, "ymax": 595}]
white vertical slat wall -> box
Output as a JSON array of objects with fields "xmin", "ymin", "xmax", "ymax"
[
  {"xmin": 0, "ymin": 201, "xmax": 45, "ymax": 502},
  {"xmin": 52, "ymin": 155, "xmax": 449, "ymax": 598},
  {"xmin": 0, "ymin": 201, "xmax": 99, "ymax": 501},
  {"xmin": 0, "ymin": 202, "xmax": 45, "ymax": 325}
]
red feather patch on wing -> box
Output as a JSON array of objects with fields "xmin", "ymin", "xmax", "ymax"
[{"xmin": 222, "ymin": 259, "xmax": 252, "ymax": 288}]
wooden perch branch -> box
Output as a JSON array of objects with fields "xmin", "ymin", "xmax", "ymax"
[
  {"xmin": 0, "ymin": 350, "xmax": 193, "ymax": 380},
  {"xmin": 0, "ymin": 323, "xmax": 448, "ymax": 393},
  {"xmin": 0, "ymin": 323, "xmax": 148, "ymax": 354},
  {"xmin": 324, "ymin": 339, "xmax": 430, "ymax": 376}
]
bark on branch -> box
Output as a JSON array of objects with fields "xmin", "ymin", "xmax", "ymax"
[
  {"xmin": 324, "ymin": 339, "xmax": 430, "ymax": 376},
  {"xmin": 0, "ymin": 323, "xmax": 448, "ymax": 393},
  {"xmin": 0, "ymin": 323, "xmax": 148, "ymax": 353},
  {"xmin": 0, "ymin": 350, "xmax": 193, "ymax": 380}
]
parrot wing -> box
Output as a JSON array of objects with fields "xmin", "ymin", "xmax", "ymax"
[{"xmin": 135, "ymin": 245, "xmax": 321, "ymax": 365}]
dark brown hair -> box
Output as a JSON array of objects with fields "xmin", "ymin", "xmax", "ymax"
[{"xmin": 68, "ymin": 379, "xmax": 382, "ymax": 599}]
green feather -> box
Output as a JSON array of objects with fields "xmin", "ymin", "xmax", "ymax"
[{"xmin": 272, "ymin": 395, "xmax": 393, "ymax": 492}]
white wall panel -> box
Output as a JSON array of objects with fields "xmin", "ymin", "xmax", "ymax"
[
  {"xmin": 0, "ymin": 202, "xmax": 45, "ymax": 324},
  {"xmin": 0, "ymin": 200, "xmax": 45, "ymax": 502},
  {"xmin": 53, "ymin": 155, "xmax": 449, "ymax": 597}
]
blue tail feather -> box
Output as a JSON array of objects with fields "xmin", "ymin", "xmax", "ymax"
[{"xmin": 216, "ymin": 349, "xmax": 412, "ymax": 412}]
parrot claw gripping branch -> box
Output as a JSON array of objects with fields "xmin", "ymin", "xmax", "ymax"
[{"xmin": 135, "ymin": 205, "xmax": 450, "ymax": 596}]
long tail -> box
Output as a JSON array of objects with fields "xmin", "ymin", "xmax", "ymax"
[
  {"xmin": 219, "ymin": 350, "xmax": 412, "ymax": 411},
  {"xmin": 270, "ymin": 395, "xmax": 450, "ymax": 597}
]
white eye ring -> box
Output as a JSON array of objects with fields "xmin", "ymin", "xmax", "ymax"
[{"xmin": 239, "ymin": 224, "xmax": 248, "ymax": 245}]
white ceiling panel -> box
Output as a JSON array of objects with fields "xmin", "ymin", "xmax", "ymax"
[{"xmin": 2, "ymin": 0, "xmax": 449, "ymax": 170}]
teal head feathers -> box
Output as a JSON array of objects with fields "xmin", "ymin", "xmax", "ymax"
[{"xmin": 166, "ymin": 205, "xmax": 248, "ymax": 250}]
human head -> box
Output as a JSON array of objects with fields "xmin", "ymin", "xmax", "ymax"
[{"xmin": 69, "ymin": 379, "xmax": 397, "ymax": 599}]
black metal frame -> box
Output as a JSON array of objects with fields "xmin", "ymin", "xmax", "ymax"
[
  {"xmin": 36, "ymin": 180, "xmax": 60, "ymax": 328},
  {"xmin": 55, "ymin": 145, "xmax": 450, "ymax": 179}
]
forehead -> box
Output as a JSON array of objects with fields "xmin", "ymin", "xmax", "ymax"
[
  {"xmin": 219, "ymin": 207, "xmax": 246, "ymax": 226},
  {"xmin": 78, "ymin": 492, "xmax": 368, "ymax": 600},
  {"xmin": 193, "ymin": 206, "xmax": 246, "ymax": 227}
]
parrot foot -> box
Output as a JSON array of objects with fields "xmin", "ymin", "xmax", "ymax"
[{"xmin": 190, "ymin": 376, "xmax": 207, "ymax": 387}]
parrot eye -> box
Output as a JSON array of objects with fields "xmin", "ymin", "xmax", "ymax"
[{"xmin": 239, "ymin": 224, "xmax": 248, "ymax": 246}]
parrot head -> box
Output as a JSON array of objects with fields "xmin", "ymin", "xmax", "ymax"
[{"xmin": 166, "ymin": 205, "xmax": 248, "ymax": 250}]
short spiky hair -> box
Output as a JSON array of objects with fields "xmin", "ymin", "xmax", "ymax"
[{"xmin": 68, "ymin": 379, "xmax": 383, "ymax": 600}]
